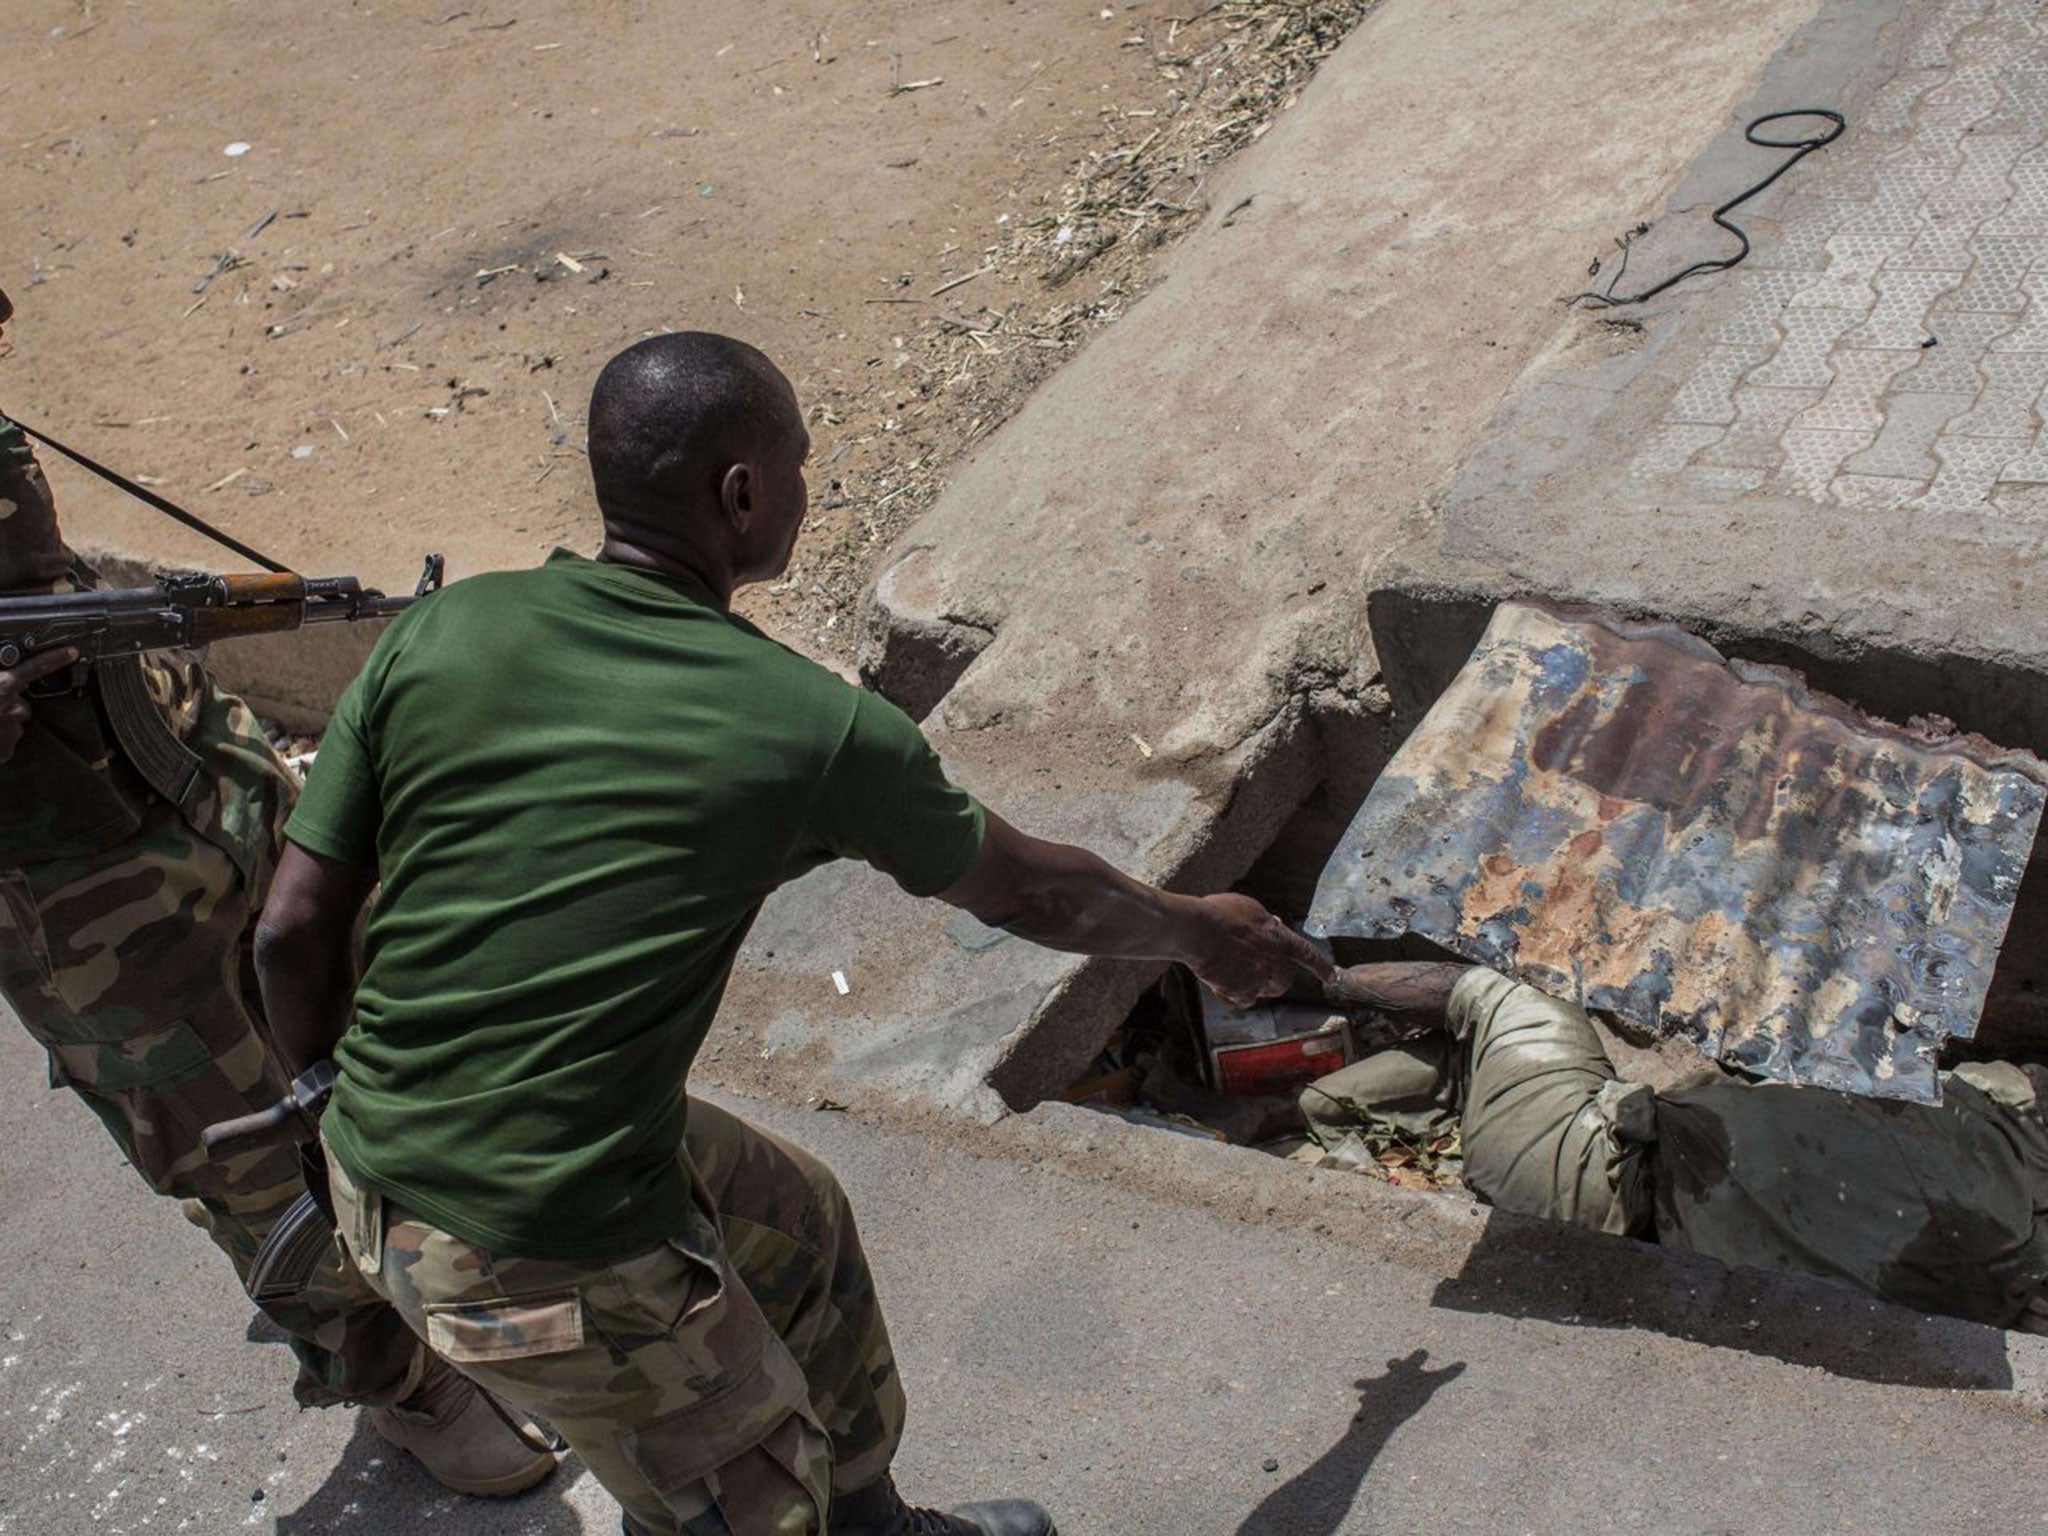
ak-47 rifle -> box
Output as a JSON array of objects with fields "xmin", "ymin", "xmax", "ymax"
[
  {"xmin": 0, "ymin": 282, "xmax": 444, "ymax": 687},
  {"xmin": 0, "ymin": 556, "xmax": 445, "ymax": 685}
]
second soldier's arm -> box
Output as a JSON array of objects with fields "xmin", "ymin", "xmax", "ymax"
[
  {"xmin": 0, "ymin": 377, "xmax": 91, "ymax": 762},
  {"xmin": 1323, "ymin": 961, "xmax": 1470, "ymax": 1014},
  {"xmin": 253, "ymin": 844, "xmax": 377, "ymax": 1076}
]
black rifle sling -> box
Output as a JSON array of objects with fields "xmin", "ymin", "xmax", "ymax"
[{"xmin": 10, "ymin": 415, "xmax": 289, "ymax": 573}]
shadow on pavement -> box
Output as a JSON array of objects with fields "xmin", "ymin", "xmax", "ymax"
[
  {"xmin": 1233, "ymin": 1349, "xmax": 1465, "ymax": 1536},
  {"xmin": 1430, "ymin": 1208, "xmax": 2016, "ymax": 1391},
  {"xmin": 276, "ymin": 1412, "xmax": 591, "ymax": 1534}
]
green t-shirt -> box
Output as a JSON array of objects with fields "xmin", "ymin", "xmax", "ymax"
[{"xmin": 287, "ymin": 549, "xmax": 985, "ymax": 1261}]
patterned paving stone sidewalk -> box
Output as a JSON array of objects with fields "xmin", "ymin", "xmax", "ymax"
[{"xmin": 1632, "ymin": 0, "xmax": 2048, "ymax": 529}]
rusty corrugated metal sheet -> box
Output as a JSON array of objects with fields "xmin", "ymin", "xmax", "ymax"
[{"xmin": 1307, "ymin": 602, "xmax": 2048, "ymax": 1102}]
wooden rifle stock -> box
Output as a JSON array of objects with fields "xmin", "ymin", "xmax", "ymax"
[
  {"xmin": 187, "ymin": 598, "xmax": 312, "ymax": 645},
  {"xmin": 214, "ymin": 572, "xmax": 310, "ymax": 605}
]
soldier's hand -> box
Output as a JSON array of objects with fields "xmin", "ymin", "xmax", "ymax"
[
  {"xmin": 0, "ymin": 647, "xmax": 77, "ymax": 763},
  {"xmin": 1180, "ymin": 892, "xmax": 1333, "ymax": 1009}
]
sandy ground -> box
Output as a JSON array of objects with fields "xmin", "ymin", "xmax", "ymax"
[{"xmin": 2, "ymin": 0, "xmax": 1364, "ymax": 663}]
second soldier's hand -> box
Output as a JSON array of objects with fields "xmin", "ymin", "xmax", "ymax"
[
  {"xmin": 0, "ymin": 647, "xmax": 77, "ymax": 764},
  {"xmin": 1176, "ymin": 892, "xmax": 1333, "ymax": 1009},
  {"xmin": 938, "ymin": 810, "xmax": 1330, "ymax": 1006}
]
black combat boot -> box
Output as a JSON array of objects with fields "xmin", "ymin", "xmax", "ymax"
[{"xmin": 831, "ymin": 1471, "xmax": 1057, "ymax": 1536}]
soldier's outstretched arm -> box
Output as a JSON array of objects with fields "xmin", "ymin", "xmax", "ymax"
[
  {"xmin": 253, "ymin": 842, "xmax": 377, "ymax": 1075},
  {"xmin": 936, "ymin": 808, "xmax": 1331, "ymax": 1009}
]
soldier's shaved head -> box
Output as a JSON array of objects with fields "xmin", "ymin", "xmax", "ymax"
[
  {"xmin": 587, "ymin": 332, "xmax": 812, "ymax": 603},
  {"xmin": 587, "ymin": 331, "xmax": 800, "ymax": 526}
]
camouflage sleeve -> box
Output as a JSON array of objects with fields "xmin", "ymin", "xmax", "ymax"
[
  {"xmin": 0, "ymin": 414, "xmax": 76, "ymax": 593},
  {"xmin": 152, "ymin": 653, "xmax": 301, "ymax": 897}
]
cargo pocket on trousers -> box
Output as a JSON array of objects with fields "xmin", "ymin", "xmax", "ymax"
[
  {"xmin": 44, "ymin": 1017, "xmax": 214, "ymax": 1095},
  {"xmin": 48, "ymin": 1016, "xmax": 221, "ymax": 1188},
  {"xmin": 620, "ymin": 1323, "xmax": 831, "ymax": 1536},
  {"xmin": 424, "ymin": 1292, "xmax": 587, "ymax": 1365}
]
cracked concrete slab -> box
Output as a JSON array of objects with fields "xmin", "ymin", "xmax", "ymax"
[{"xmin": 708, "ymin": 0, "xmax": 1835, "ymax": 1116}]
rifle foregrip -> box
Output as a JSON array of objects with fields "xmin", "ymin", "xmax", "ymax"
[
  {"xmin": 189, "ymin": 603, "xmax": 307, "ymax": 644},
  {"xmin": 216, "ymin": 572, "xmax": 307, "ymax": 603}
]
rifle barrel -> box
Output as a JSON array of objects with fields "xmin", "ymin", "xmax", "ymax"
[
  {"xmin": 302, "ymin": 590, "xmax": 419, "ymax": 624},
  {"xmin": 1, "ymin": 571, "xmax": 430, "ymax": 669}
]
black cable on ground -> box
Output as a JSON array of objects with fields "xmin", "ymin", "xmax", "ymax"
[{"xmin": 1569, "ymin": 109, "xmax": 1846, "ymax": 309}]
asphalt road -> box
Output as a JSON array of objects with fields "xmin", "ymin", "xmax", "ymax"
[{"xmin": 4, "ymin": 1010, "xmax": 2044, "ymax": 1536}]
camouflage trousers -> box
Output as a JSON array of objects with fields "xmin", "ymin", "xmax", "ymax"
[
  {"xmin": 327, "ymin": 1097, "xmax": 907, "ymax": 1535},
  {"xmin": 0, "ymin": 800, "xmax": 419, "ymax": 1408}
]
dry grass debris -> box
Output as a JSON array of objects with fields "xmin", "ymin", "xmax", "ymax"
[{"xmin": 753, "ymin": 0, "xmax": 1380, "ymax": 657}]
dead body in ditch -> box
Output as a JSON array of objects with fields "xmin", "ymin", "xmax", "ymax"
[{"xmin": 1303, "ymin": 962, "xmax": 2048, "ymax": 1332}]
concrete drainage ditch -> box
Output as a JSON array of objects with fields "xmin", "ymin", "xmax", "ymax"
[{"xmin": 1005, "ymin": 584, "xmax": 2048, "ymax": 1342}]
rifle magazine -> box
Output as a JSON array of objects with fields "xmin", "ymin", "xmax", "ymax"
[
  {"xmin": 246, "ymin": 1190, "xmax": 340, "ymax": 1304},
  {"xmin": 95, "ymin": 657, "xmax": 203, "ymax": 807}
]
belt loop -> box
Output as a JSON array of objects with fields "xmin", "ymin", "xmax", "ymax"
[{"xmin": 331, "ymin": 1151, "xmax": 385, "ymax": 1274}]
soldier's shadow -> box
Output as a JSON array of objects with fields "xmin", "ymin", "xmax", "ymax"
[
  {"xmin": 275, "ymin": 1412, "xmax": 591, "ymax": 1534},
  {"xmin": 1233, "ymin": 1349, "xmax": 1466, "ymax": 1536}
]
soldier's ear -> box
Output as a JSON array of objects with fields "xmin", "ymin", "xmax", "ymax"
[{"xmin": 720, "ymin": 462, "xmax": 754, "ymax": 532}]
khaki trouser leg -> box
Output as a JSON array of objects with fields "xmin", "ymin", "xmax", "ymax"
[
  {"xmin": 0, "ymin": 809, "xmax": 417, "ymax": 1408},
  {"xmin": 1451, "ymin": 970, "xmax": 1655, "ymax": 1238},
  {"xmin": 328, "ymin": 1096, "xmax": 903, "ymax": 1534}
]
